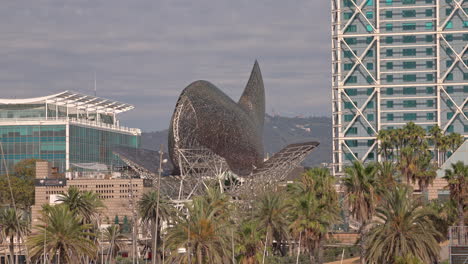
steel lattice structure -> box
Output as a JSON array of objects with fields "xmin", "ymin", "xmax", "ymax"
[{"xmin": 331, "ymin": 0, "xmax": 468, "ymax": 177}]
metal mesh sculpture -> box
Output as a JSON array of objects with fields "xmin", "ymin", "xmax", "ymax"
[{"xmin": 116, "ymin": 62, "xmax": 319, "ymax": 200}]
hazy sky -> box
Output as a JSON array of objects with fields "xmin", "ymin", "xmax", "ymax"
[{"xmin": 0, "ymin": 0, "xmax": 331, "ymax": 131}]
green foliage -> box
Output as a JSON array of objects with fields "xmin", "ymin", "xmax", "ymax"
[
  {"xmin": 365, "ymin": 185, "xmax": 442, "ymax": 263},
  {"xmin": 443, "ymin": 161, "xmax": 468, "ymax": 226},
  {"xmin": 394, "ymin": 254, "xmax": 424, "ymax": 264},
  {"xmin": 56, "ymin": 185, "xmax": 105, "ymax": 224},
  {"xmin": 0, "ymin": 158, "xmax": 43, "ymax": 209},
  {"xmin": 27, "ymin": 204, "xmax": 97, "ymax": 263},
  {"xmin": 165, "ymin": 186, "xmax": 233, "ymax": 264}
]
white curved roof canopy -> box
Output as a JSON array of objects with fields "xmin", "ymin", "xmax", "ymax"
[{"xmin": 0, "ymin": 91, "xmax": 134, "ymax": 113}]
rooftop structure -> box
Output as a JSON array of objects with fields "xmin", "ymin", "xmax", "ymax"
[
  {"xmin": 331, "ymin": 0, "xmax": 468, "ymax": 176},
  {"xmin": 0, "ymin": 91, "xmax": 141, "ymax": 174}
]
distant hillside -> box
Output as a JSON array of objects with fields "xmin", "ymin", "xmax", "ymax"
[{"xmin": 141, "ymin": 115, "xmax": 332, "ymax": 167}]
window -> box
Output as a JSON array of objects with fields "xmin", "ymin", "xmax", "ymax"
[
  {"xmin": 387, "ymin": 100, "xmax": 394, "ymax": 108},
  {"xmin": 386, "ymin": 75, "xmax": 394, "ymax": 82},
  {"xmin": 446, "ymin": 21, "xmax": 453, "ymax": 29},
  {"xmin": 446, "ymin": 8, "xmax": 453, "ymax": 16},
  {"xmin": 387, "ymin": 113, "xmax": 394, "ymax": 121},
  {"xmin": 367, "ymin": 63, "xmax": 374, "ymax": 70},
  {"xmin": 426, "ymin": 48, "xmax": 433, "ymax": 55},
  {"xmin": 366, "ymin": 24, "xmax": 373, "ymax": 32},
  {"xmin": 385, "ymin": 11, "xmax": 393, "ymax": 18},
  {"xmin": 447, "ymin": 100, "xmax": 453, "ymax": 107},
  {"xmin": 426, "ymin": 61, "xmax": 433, "ymax": 68},
  {"xmin": 386, "ymin": 88, "xmax": 394, "ymax": 95},
  {"xmin": 426, "ymin": 74, "xmax": 434, "ymax": 81},
  {"xmin": 367, "ymin": 140, "xmax": 375, "ymax": 146},
  {"xmin": 447, "ymin": 73, "xmax": 453, "ymax": 80},
  {"xmin": 346, "ymin": 153, "xmax": 357, "ymax": 161},
  {"xmin": 403, "ymin": 113, "xmax": 417, "ymax": 121},
  {"xmin": 446, "ymin": 47, "xmax": 453, "ymax": 55},
  {"xmin": 464, "ymin": 86, "xmax": 468, "ymax": 93},
  {"xmin": 367, "ymin": 114, "xmax": 374, "ymax": 121},
  {"xmin": 425, "ymin": 9, "xmax": 433, "ymax": 17},
  {"xmin": 403, "ymin": 61, "xmax": 416, "ymax": 69},
  {"xmin": 403, "ymin": 23, "xmax": 416, "ymax": 30},
  {"xmin": 427, "ymin": 113, "xmax": 434, "ymax": 120},
  {"xmin": 345, "ymin": 38, "xmax": 357, "ymax": 45},
  {"xmin": 348, "ymin": 127, "xmax": 358, "ymax": 135},
  {"xmin": 346, "ymin": 25, "xmax": 357, "ymax": 32},
  {"xmin": 366, "ymin": 0, "xmax": 373, "ymax": 5},
  {"xmin": 402, "ymin": 0, "xmax": 416, "ymax": 4},
  {"xmin": 344, "ymin": 12, "xmax": 353, "ymax": 19},
  {"xmin": 367, "ymin": 88, "xmax": 374, "ymax": 95},
  {"xmin": 346, "ymin": 76, "xmax": 357, "ymax": 84},
  {"xmin": 446, "ymin": 34, "xmax": 453, "ymax": 41},
  {"xmin": 426, "ymin": 87, "xmax": 434, "ymax": 94},
  {"xmin": 426, "ymin": 22, "xmax": 433, "ymax": 29},
  {"xmin": 464, "ymin": 73, "xmax": 468, "ymax": 80},
  {"xmin": 346, "ymin": 89, "xmax": 358, "ymax": 96},
  {"xmin": 403, "ymin": 100, "xmax": 417, "ymax": 108},
  {"xmin": 344, "ymin": 63, "xmax": 353, "ymax": 70},
  {"xmin": 403, "ymin": 49, "xmax": 416, "ymax": 56},
  {"xmin": 367, "ymin": 50, "xmax": 374, "ymax": 57},
  {"xmin": 403, "ymin": 87, "xmax": 417, "ymax": 94},
  {"xmin": 344, "ymin": 114, "xmax": 354, "ymax": 121},
  {"xmin": 386, "ymin": 49, "xmax": 393, "ymax": 56},
  {"xmin": 426, "ymin": 35, "xmax": 433, "ymax": 42},
  {"xmin": 366, "ymin": 11, "xmax": 374, "ymax": 19},
  {"xmin": 446, "ymin": 86, "xmax": 454, "ymax": 93},
  {"xmin": 446, "ymin": 60, "xmax": 453, "ymax": 67},
  {"xmin": 426, "ymin": 100, "xmax": 434, "ymax": 107},
  {"xmin": 344, "ymin": 50, "xmax": 354, "ymax": 58},
  {"xmin": 344, "ymin": 102, "xmax": 356, "ymax": 109},
  {"xmin": 402, "ymin": 10, "xmax": 416, "ymax": 17},
  {"xmin": 385, "ymin": 36, "xmax": 393, "ymax": 44},
  {"xmin": 447, "ymin": 125, "xmax": 454, "ymax": 133},
  {"xmin": 386, "ymin": 24, "xmax": 393, "ymax": 31},
  {"xmin": 426, "ymin": 0, "xmax": 433, "ymax": 3},
  {"xmin": 464, "ymin": 21, "xmax": 468, "ymax": 28},
  {"xmin": 367, "ymin": 152, "xmax": 375, "ymax": 160},
  {"xmin": 346, "ymin": 140, "xmax": 358, "ymax": 147},
  {"xmin": 403, "ymin": 74, "xmax": 417, "ymax": 82},
  {"xmin": 386, "ymin": 62, "xmax": 393, "ymax": 69},
  {"xmin": 367, "ymin": 127, "xmax": 374, "ymax": 135},
  {"xmin": 366, "ymin": 101, "xmax": 374, "ymax": 109},
  {"xmin": 465, "ymin": 125, "xmax": 468, "ymax": 133},
  {"xmin": 386, "ymin": 0, "xmax": 392, "ymax": 4},
  {"xmin": 403, "ymin": 35, "xmax": 416, "ymax": 43},
  {"xmin": 366, "ymin": 37, "xmax": 373, "ymax": 44},
  {"xmin": 447, "ymin": 112, "xmax": 454, "ymax": 119},
  {"xmin": 343, "ymin": 0, "xmax": 353, "ymax": 7}
]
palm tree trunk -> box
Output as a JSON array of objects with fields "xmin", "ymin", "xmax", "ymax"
[
  {"xmin": 262, "ymin": 226, "xmax": 269, "ymax": 264},
  {"xmin": 9, "ymin": 235, "xmax": 14, "ymax": 264},
  {"xmin": 458, "ymin": 202, "xmax": 464, "ymax": 227},
  {"xmin": 308, "ymin": 244, "xmax": 316, "ymax": 264},
  {"xmin": 359, "ymin": 223, "xmax": 368, "ymax": 264},
  {"xmin": 197, "ymin": 248, "xmax": 202, "ymax": 264}
]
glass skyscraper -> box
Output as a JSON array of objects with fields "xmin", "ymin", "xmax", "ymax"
[
  {"xmin": 331, "ymin": 0, "xmax": 468, "ymax": 176},
  {"xmin": 0, "ymin": 91, "xmax": 141, "ymax": 174}
]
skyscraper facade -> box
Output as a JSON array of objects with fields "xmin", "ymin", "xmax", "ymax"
[{"xmin": 331, "ymin": 0, "xmax": 468, "ymax": 176}]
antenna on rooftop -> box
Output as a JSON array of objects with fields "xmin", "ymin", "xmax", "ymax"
[{"xmin": 94, "ymin": 71, "xmax": 97, "ymax": 96}]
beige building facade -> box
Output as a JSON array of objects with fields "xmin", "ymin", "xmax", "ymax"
[{"xmin": 32, "ymin": 161, "xmax": 153, "ymax": 225}]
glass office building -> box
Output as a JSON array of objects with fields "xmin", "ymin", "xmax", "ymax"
[
  {"xmin": 331, "ymin": 0, "xmax": 468, "ymax": 176},
  {"xmin": 0, "ymin": 91, "xmax": 141, "ymax": 174}
]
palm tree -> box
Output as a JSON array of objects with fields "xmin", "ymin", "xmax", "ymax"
[
  {"xmin": 377, "ymin": 130, "xmax": 393, "ymax": 161},
  {"xmin": 138, "ymin": 190, "xmax": 175, "ymax": 263},
  {"xmin": 253, "ymin": 192, "xmax": 290, "ymax": 262},
  {"xmin": 428, "ymin": 125, "xmax": 443, "ymax": 165},
  {"xmin": 57, "ymin": 186, "xmax": 105, "ymax": 224},
  {"xmin": 376, "ymin": 161, "xmax": 397, "ymax": 188},
  {"xmin": 343, "ymin": 161, "xmax": 379, "ymax": 264},
  {"xmin": 27, "ymin": 204, "xmax": 97, "ymax": 263},
  {"xmin": 236, "ymin": 221, "xmax": 263, "ymax": 264},
  {"xmin": 365, "ymin": 185, "xmax": 441, "ymax": 263},
  {"xmin": 165, "ymin": 188, "xmax": 233, "ymax": 264},
  {"xmin": 446, "ymin": 132, "xmax": 464, "ymax": 155},
  {"xmin": 443, "ymin": 161, "xmax": 468, "ymax": 226},
  {"xmin": 287, "ymin": 168, "xmax": 339, "ymax": 264},
  {"xmin": 0, "ymin": 208, "xmax": 28, "ymax": 264},
  {"xmin": 102, "ymin": 224, "xmax": 127, "ymax": 264},
  {"xmin": 394, "ymin": 254, "xmax": 424, "ymax": 264}
]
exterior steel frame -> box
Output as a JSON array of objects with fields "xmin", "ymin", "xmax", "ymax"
[{"xmin": 331, "ymin": 0, "xmax": 468, "ymax": 177}]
